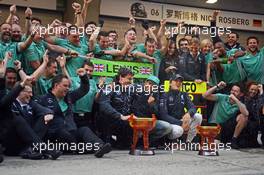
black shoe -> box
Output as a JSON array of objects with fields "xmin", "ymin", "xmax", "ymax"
[
  {"xmin": 43, "ymin": 150, "xmax": 62, "ymax": 160},
  {"xmin": 94, "ymin": 143, "xmax": 112, "ymax": 158},
  {"xmin": 0, "ymin": 144, "xmax": 4, "ymax": 163},
  {"xmin": 0, "ymin": 155, "xmax": 3, "ymax": 163},
  {"xmin": 20, "ymin": 148, "xmax": 43, "ymax": 160},
  {"xmin": 231, "ymin": 137, "xmax": 239, "ymax": 149}
]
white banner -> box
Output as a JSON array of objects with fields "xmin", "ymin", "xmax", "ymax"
[
  {"xmin": 100, "ymin": 0, "xmax": 264, "ymax": 32},
  {"xmin": 1, "ymin": 0, "xmax": 57, "ymax": 10}
]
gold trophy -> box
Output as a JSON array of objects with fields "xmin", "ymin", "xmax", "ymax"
[
  {"xmin": 196, "ymin": 125, "xmax": 221, "ymax": 156},
  {"xmin": 128, "ymin": 114, "xmax": 157, "ymax": 156}
]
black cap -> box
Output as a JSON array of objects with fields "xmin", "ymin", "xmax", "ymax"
[{"xmin": 170, "ymin": 74, "xmax": 184, "ymax": 81}]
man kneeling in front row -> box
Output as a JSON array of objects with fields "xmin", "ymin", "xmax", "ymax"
[{"xmin": 159, "ymin": 74, "xmax": 203, "ymax": 144}]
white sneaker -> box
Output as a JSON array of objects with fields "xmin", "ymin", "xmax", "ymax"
[{"xmin": 257, "ymin": 131, "xmax": 262, "ymax": 145}]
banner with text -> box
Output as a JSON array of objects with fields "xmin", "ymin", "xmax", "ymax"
[
  {"xmin": 90, "ymin": 58, "xmax": 154, "ymax": 79},
  {"xmin": 100, "ymin": 0, "xmax": 264, "ymax": 32}
]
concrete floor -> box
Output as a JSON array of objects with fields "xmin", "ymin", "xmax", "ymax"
[{"xmin": 1, "ymin": 148, "xmax": 264, "ymax": 175}]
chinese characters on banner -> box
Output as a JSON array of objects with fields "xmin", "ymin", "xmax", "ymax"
[{"xmin": 100, "ymin": 0, "xmax": 264, "ymax": 32}]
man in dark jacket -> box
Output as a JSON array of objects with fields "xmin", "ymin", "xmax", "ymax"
[
  {"xmin": 131, "ymin": 75, "xmax": 172, "ymax": 142},
  {"xmin": 1, "ymin": 76, "xmax": 61, "ymax": 160},
  {"xmin": 38, "ymin": 69, "xmax": 111, "ymax": 158},
  {"xmin": 99, "ymin": 69, "xmax": 171, "ymax": 148},
  {"xmin": 240, "ymin": 83, "xmax": 264, "ymax": 148},
  {"xmin": 210, "ymin": 10, "xmax": 245, "ymax": 51},
  {"xmin": 159, "ymin": 74, "xmax": 202, "ymax": 142},
  {"xmin": 98, "ymin": 68, "xmax": 135, "ymax": 148},
  {"xmin": 178, "ymin": 38, "xmax": 206, "ymax": 82}
]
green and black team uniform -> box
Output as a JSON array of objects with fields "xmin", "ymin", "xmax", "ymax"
[
  {"xmin": 131, "ymin": 43, "xmax": 162, "ymax": 77},
  {"xmin": 238, "ymin": 47, "xmax": 264, "ymax": 84},
  {"xmin": 0, "ymin": 41, "xmax": 23, "ymax": 68},
  {"xmin": 207, "ymin": 49, "xmax": 244, "ymax": 86},
  {"xmin": 35, "ymin": 76, "xmax": 53, "ymax": 96},
  {"xmin": 208, "ymin": 93, "xmax": 242, "ymax": 145},
  {"xmin": 22, "ymin": 40, "xmax": 47, "ymax": 75},
  {"xmin": 53, "ymin": 38, "xmax": 87, "ymax": 77},
  {"xmin": 71, "ymin": 76, "xmax": 98, "ymax": 130}
]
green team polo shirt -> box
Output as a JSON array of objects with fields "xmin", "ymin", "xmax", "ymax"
[
  {"xmin": 93, "ymin": 43, "xmax": 114, "ymax": 60},
  {"xmin": 222, "ymin": 49, "xmax": 246, "ymax": 84},
  {"xmin": 35, "ymin": 76, "xmax": 52, "ymax": 96},
  {"xmin": 208, "ymin": 49, "xmax": 238, "ymax": 86},
  {"xmin": 54, "ymin": 38, "xmax": 86, "ymax": 77},
  {"xmin": 209, "ymin": 94, "xmax": 239, "ymax": 124},
  {"xmin": 0, "ymin": 41, "xmax": 21, "ymax": 68},
  {"xmin": 131, "ymin": 43, "xmax": 162, "ymax": 76},
  {"xmin": 23, "ymin": 40, "xmax": 48, "ymax": 74},
  {"xmin": 70, "ymin": 77, "xmax": 98, "ymax": 113},
  {"xmin": 239, "ymin": 47, "xmax": 264, "ymax": 84},
  {"xmin": 58, "ymin": 99, "xmax": 68, "ymax": 113},
  {"xmin": 205, "ymin": 52, "xmax": 213, "ymax": 65}
]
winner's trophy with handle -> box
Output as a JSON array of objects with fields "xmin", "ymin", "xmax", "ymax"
[
  {"xmin": 128, "ymin": 114, "xmax": 157, "ymax": 156},
  {"xmin": 196, "ymin": 125, "xmax": 221, "ymax": 156}
]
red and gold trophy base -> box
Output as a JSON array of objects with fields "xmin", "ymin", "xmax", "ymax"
[
  {"xmin": 128, "ymin": 114, "xmax": 157, "ymax": 156},
  {"xmin": 196, "ymin": 125, "xmax": 221, "ymax": 156}
]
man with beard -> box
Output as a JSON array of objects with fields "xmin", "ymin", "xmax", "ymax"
[
  {"xmin": 11, "ymin": 24, "xmax": 23, "ymax": 42},
  {"xmin": 238, "ymin": 36, "xmax": 264, "ymax": 84},
  {"xmin": 239, "ymin": 82, "xmax": 264, "ymax": 148},
  {"xmin": 38, "ymin": 69, "xmax": 111, "ymax": 157},
  {"xmin": 0, "ymin": 23, "xmax": 34, "ymax": 68},
  {"xmin": 203, "ymin": 81, "xmax": 249, "ymax": 149}
]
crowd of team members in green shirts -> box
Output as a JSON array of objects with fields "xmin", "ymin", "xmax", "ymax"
[{"xmin": 0, "ymin": 2, "xmax": 264, "ymax": 152}]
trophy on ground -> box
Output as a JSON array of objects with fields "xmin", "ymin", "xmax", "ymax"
[
  {"xmin": 196, "ymin": 125, "xmax": 221, "ymax": 156},
  {"xmin": 128, "ymin": 114, "xmax": 157, "ymax": 156}
]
